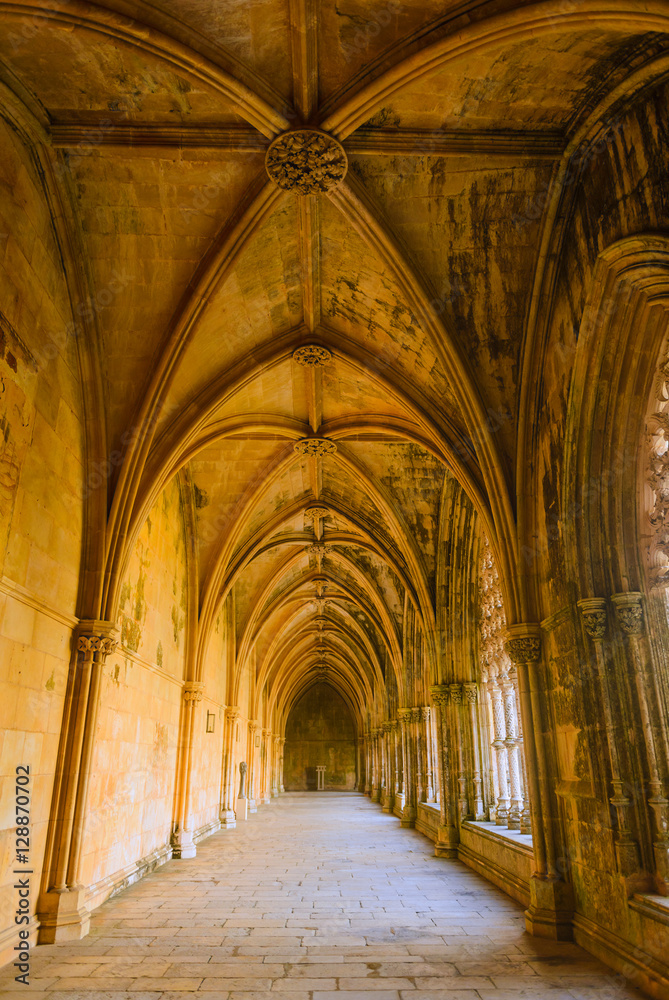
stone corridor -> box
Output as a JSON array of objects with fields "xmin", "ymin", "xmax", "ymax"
[{"xmin": 0, "ymin": 794, "xmax": 647, "ymax": 999}]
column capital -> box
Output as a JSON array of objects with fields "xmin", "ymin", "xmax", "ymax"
[
  {"xmin": 420, "ymin": 705, "xmax": 431, "ymax": 721},
  {"xmin": 577, "ymin": 598, "xmax": 608, "ymax": 640},
  {"xmin": 610, "ymin": 592, "xmax": 645, "ymax": 636},
  {"xmin": 248, "ymin": 719, "xmax": 260, "ymax": 733},
  {"xmin": 382, "ymin": 721, "xmax": 393, "ymax": 734},
  {"xmin": 463, "ymin": 682, "xmax": 478, "ymax": 703},
  {"xmin": 449, "ymin": 683, "xmax": 463, "ymax": 705},
  {"xmin": 410, "ymin": 707, "xmax": 422, "ymax": 723},
  {"xmin": 504, "ymin": 623, "xmax": 542, "ymax": 663},
  {"xmin": 273, "ymin": 734, "xmax": 281, "ymax": 745},
  {"xmin": 261, "ymin": 728, "xmax": 271, "ymax": 737},
  {"xmin": 225, "ymin": 705, "xmax": 241, "ymax": 720},
  {"xmin": 430, "ymin": 684, "xmax": 450, "ymax": 707},
  {"xmin": 75, "ymin": 619, "xmax": 119, "ymax": 656},
  {"xmin": 397, "ymin": 707, "xmax": 413, "ymax": 720},
  {"xmin": 183, "ymin": 681, "xmax": 204, "ymax": 703}
]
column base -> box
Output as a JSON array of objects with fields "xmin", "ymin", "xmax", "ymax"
[
  {"xmin": 220, "ymin": 808, "xmax": 237, "ymax": 828},
  {"xmin": 37, "ymin": 888, "xmax": 90, "ymax": 944},
  {"xmin": 400, "ymin": 804, "xmax": 416, "ymax": 828},
  {"xmin": 248, "ymin": 798, "xmax": 257, "ymax": 813},
  {"xmin": 524, "ymin": 876, "xmax": 574, "ymax": 940},
  {"xmin": 171, "ymin": 829, "xmax": 197, "ymax": 858},
  {"xmin": 371, "ymin": 786, "xmax": 381, "ymax": 803},
  {"xmin": 434, "ymin": 824, "xmax": 459, "ymax": 858},
  {"xmin": 236, "ymin": 797, "xmax": 248, "ymax": 821}
]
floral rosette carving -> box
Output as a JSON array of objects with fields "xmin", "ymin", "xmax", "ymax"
[{"xmin": 266, "ymin": 130, "xmax": 347, "ymax": 194}]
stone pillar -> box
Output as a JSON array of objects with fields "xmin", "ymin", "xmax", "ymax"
[
  {"xmin": 422, "ymin": 707, "xmax": 435, "ymax": 802},
  {"xmin": 506, "ymin": 626, "xmax": 573, "ymax": 941},
  {"xmin": 272, "ymin": 735, "xmax": 281, "ymax": 796},
  {"xmin": 450, "ymin": 684, "xmax": 469, "ymax": 819},
  {"xmin": 412, "ymin": 707, "xmax": 425, "ymax": 803},
  {"xmin": 611, "ymin": 594, "xmax": 669, "ymax": 890},
  {"xmin": 502, "ymin": 669, "xmax": 523, "ymax": 830},
  {"xmin": 355, "ymin": 736, "xmax": 364, "ymax": 791},
  {"xmin": 38, "ymin": 622, "xmax": 118, "ymax": 943},
  {"xmin": 371, "ymin": 728, "xmax": 381, "ymax": 802},
  {"xmin": 172, "ymin": 680, "xmax": 204, "ymax": 858},
  {"xmin": 430, "ymin": 685, "xmax": 459, "ymax": 857},
  {"xmin": 279, "ymin": 737, "xmax": 286, "ymax": 792},
  {"xmin": 490, "ymin": 677, "xmax": 510, "ymax": 826},
  {"xmin": 464, "ymin": 683, "xmax": 486, "ymax": 820},
  {"xmin": 398, "ymin": 709, "xmax": 416, "ymax": 827},
  {"xmin": 248, "ymin": 720, "xmax": 259, "ymax": 812},
  {"xmin": 261, "ymin": 728, "xmax": 272, "ymax": 803},
  {"xmin": 392, "ymin": 721, "xmax": 401, "ymax": 804},
  {"xmin": 382, "ymin": 722, "xmax": 393, "ymax": 812},
  {"xmin": 363, "ymin": 732, "xmax": 371, "ymax": 795},
  {"xmin": 220, "ymin": 706, "xmax": 240, "ymax": 826}
]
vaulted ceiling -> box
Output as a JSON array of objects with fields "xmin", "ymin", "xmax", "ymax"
[{"xmin": 2, "ymin": 0, "xmax": 667, "ymax": 724}]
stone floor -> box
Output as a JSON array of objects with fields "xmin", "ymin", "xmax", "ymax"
[{"xmin": 0, "ymin": 793, "xmax": 648, "ymax": 999}]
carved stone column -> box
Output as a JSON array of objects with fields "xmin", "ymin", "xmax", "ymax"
[
  {"xmin": 272, "ymin": 735, "xmax": 281, "ymax": 796},
  {"xmin": 220, "ymin": 706, "xmax": 240, "ymax": 826},
  {"xmin": 501, "ymin": 668, "xmax": 523, "ymax": 830},
  {"xmin": 398, "ymin": 709, "xmax": 416, "ymax": 827},
  {"xmin": 392, "ymin": 721, "xmax": 401, "ymax": 804},
  {"xmin": 411, "ymin": 707, "xmax": 425, "ymax": 804},
  {"xmin": 248, "ymin": 721, "xmax": 259, "ymax": 812},
  {"xmin": 430, "ymin": 685, "xmax": 459, "ymax": 857},
  {"xmin": 490, "ymin": 677, "xmax": 510, "ymax": 826},
  {"xmin": 450, "ymin": 685, "xmax": 468, "ymax": 819},
  {"xmin": 38, "ymin": 622, "xmax": 118, "ymax": 943},
  {"xmin": 578, "ymin": 599, "xmax": 640, "ymax": 878},
  {"xmin": 506, "ymin": 626, "xmax": 573, "ymax": 941},
  {"xmin": 355, "ymin": 736, "xmax": 364, "ymax": 791},
  {"xmin": 279, "ymin": 737, "xmax": 286, "ymax": 792},
  {"xmin": 172, "ymin": 680, "xmax": 205, "ymax": 858},
  {"xmin": 464, "ymin": 683, "xmax": 486, "ymax": 820},
  {"xmin": 382, "ymin": 722, "xmax": 394, "ymax": 812},
  {"xmin": 371, "ymin": 728, "xmax": 381, "ymax": 802},
  {"xmin": 611, "ymin": 593, "xmax": 669, "ymax": 890},
  {"xmin": 422, "ymin": 707, "xmax": 435, "ymax": 802},
  {"xmin": 261, "ymin": 728, "xmax": 272, "ymax": 803}
]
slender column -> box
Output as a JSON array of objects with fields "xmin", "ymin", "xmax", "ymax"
[
  {"xmin": 272, "ymin": 735, "xmax": 281, "ymax": 796},
  {"xmin": 38, "ymin": 622, "xmax": 118, "ymax": 943},
  {"xmin": 279, "ymin": 737, "xmax": 286, "ymax": 792},
  {"xmin": 261, "ymin": 728, "xmax": 272, "ymax": 803},
  {"xmin": 506, "ymin": 626, "xmax": 573, "ymax": 941},
  {"xmin": 410, "ymin": 707, "xmax": 424, "ymax": 804},
  {"xmin": 248, "ymin": 721, "xmax": 259, "ymax": 812},
  {"xmin": 611, "ymin": 594, "xmax": 669, "ymax": 889},
  {"xmin": 502, "ymin": 669, "xmax": 523, "ymax": 830},
  {"xmin": 220, "ymin": 706, "xmax": 240, "ymax": 826},
  {"xmin": 450, "ymin": 685, "xmax": 468, "ymax": 819},
  {"xmin": 430, "ymin": 686, "xmax": 459, "ymax": 856},
  {"xmin": 392, "ymin": 721, "xmax": 401, "ymax": 803},
  {"xmin": 382, "ymin": 722, "xmax": 393, "ymax": 812},
  {"xmin": 371, "ymin": 728, "xmax": 381, "ymax": 802},
  {"xmin": 422, "ymin": 707, "xmax": 435, "ymax": 802},
  {"xmin": 490, "ymin": 677, "xmax": 510, "ymax": 825},
  {"xmin": 355, "ymin": 736, "xmax": 363, "ymax": 791},
  {"xmin": 485, "ymin": 678, "xmax": 501, "ymax": 820},
  {"xmin": 398, "ymin": 709, "xmax": 416, "ymax": 827},
  {"xmin": 363, "ymin": 732, "xmax": 371, "ymax": 795},
  {"xmin": 464, "ymin": 683, "xmax": 486, "ymax": 820},
  {"xmin": 172, "ymin": 680, "xmax": 204, "ymax": 858},
  {"xmin": 511, "ymin": 674, "xmax": 532, "ymax": 834}
]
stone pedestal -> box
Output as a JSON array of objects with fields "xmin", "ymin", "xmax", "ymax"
[
  {"xmin": 172, "ymin": 829, "xmax": 196, "ymax": 859},
  {"xmin": 524, "ymin": 875, "xmax": 574, "ymax": 940},
  {"xmin": 220, "ymin": 808, "xmax": 236, "ymax": 828},
  {"xmin": 434, "ymin": 824, "xmax": 459, "ymax": 859},
  {"xmin": 38, "ymin": 889, "xmax": 90, "ymax": 943},
  {"xmin": 236, "ymin": 797, "xmax": 248, "ymax": 821}
]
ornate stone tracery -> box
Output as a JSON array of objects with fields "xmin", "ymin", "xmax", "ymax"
[
  {"xmin": 295, "ymin": 438, "xmax": 337, "ymax": 456},
  {"xmin": 292, "ymin": 345, "xmax": 332, "ymax": 366},
  {"xmin": 265, "ymin": 129, "xmax": 348, "ymax": 194}
]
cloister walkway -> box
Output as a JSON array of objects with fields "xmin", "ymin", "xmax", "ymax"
[{"xmin": 1, "ymin": 793, "xmax": 647, "ymax": 998}]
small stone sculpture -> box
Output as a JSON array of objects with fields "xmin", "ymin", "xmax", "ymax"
[{"xmin": 239, "ymin": 761, "xmax": 247, "ymax": 798}]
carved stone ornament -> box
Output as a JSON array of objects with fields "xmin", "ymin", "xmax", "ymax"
[
  {"xmin": 611, "ymin": 593, "xmax": 645, "ymax": 636},
  {"xmin": 295, "ymin": 438, "xmax": 337, "ymax": 457},
  {"xmin": 293, "ymin": 345, "xmax": 332, "ymax": 366},
  {"xmin": 577, "ymin": 598, "xmax": 608, "ymax": 640},
  {"xmin": 304, "ymin": 505, "xmax": 330, "ymax": 520},
  {"xmin": 308, "ymin": 542, "xmax": 330, "ymax": 554},
  {"xmin": 505, "ymin": 636, "xmax": 542, "ymax": 663},
  {"xmin": 463, "ymin": 682, "xmax": 478, "ymax": 704},
  {"xmin": 450, "ymin": 683, "xmax": 463, "ymax": 705},
  {"xmin": 77, "ymin": 634, "xmax": 118, "ymax": 656},
  {"xmin": 430, "ymin": 684, "xmax": 450, "ymax": 708},
  {"xmin": 265, "ymin": 129, "xmax": 348, "ymax": 194},
  {"xmin": 183, "ymin": 681, "xmax": 204, "ymax": 703}
]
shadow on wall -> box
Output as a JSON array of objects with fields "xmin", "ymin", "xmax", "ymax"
[{"xmin": 284, "ymin": 683, "xmax": 356, "ymax": 790}]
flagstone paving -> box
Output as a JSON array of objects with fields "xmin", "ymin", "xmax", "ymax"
[{"xmin": 0, "ymin": 793, "xmax": 647, "ymax": 999}]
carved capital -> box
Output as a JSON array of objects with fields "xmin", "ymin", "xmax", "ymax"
[
  {"xmin": 382, "ymin": 721, "xmax": 393, "ymax": 734},
  {"xmin": 75, "ymin": 620, "xmax": 119, "ymax": 658},
  {"xmin": 463, "ymin": 682, "xmax": 478, "ymax": 704},
  {"xmin": 449, "ymin": 683, "xmax": 463, "ymax": 705},
  {"xmin": 397, "ymin": 707, "xmax": 413, "ymax": 726},
  {"xmin": 504, "ymin": 624, "xmax": 542, "ymax": 663},
  {"xmin": 420, "ymin": 706, "xmax": 431, "ymax": 722},
  {"xmin": 248, "ymin": 719, "xmax": 260, "ymax": 733},
  {"xmin": 611, "ymin": 593, "xmax": 645, "ymax": 636},
  {"xmin": 577, "ymin": 598, "xmax": 608, "ymax": 640},
  {"xmin": 183, "ymin": 681, "xmax": 204, "ymax": 703},
  {"xmin": 430, "ymin": 684, "xmax": 450, "ymax": 708},
  {"xmin": 265, "ymin": 129, "xmax": 347, "ymax": 194},
  {"xmin": 292, "ymin": 344, "xmax": 332, "ymax": 366},
  {"xmin": 225, "ymin": 705, "xmax": 241, "ymax": 720},
  {"xmin": 294, "ymin": 437, "xmax": 337, "ymax": 457}
]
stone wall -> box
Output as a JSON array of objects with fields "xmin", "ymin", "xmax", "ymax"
[{"xmin": 284, "ymin": 684, "xmax": 356, "ymax": 791}]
